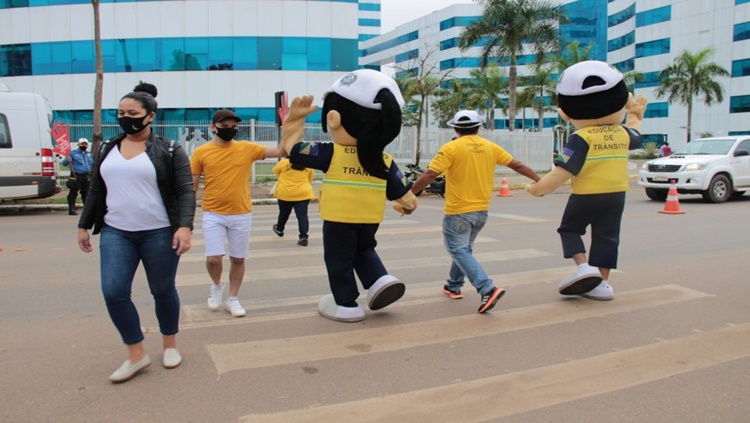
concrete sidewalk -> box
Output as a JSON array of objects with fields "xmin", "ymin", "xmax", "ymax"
[{"xmin": 0, "ymin": 161, "xmax": 645, "ymax": 213}]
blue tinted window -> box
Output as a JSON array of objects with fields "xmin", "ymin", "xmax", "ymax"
[
  {"xmin": 331, "ymin": 39, "xmax": 358, "ymax": 71},
  {"xmin": 613, "ymin": 58, "xmax": 634, "ymax": 72},
  {"xmin": 308, "ymin": 39, "xmax": 331, "ymax": 71},
  {"xmin": 184, "ymin": 38, "xmax": 208, "ymax": 70},
  {"xmin": 730, "ymin": 95, "xmax": 750, "ymax": 113},
  {"xmin": 440, "ymin": 38, "xmax": 457, "ymax": 51},
  {"xmin": 208, "ymin": 37, "xmax": 233, "ymax": 70},
  {"xmin": 359, "ymin": 3, "xmax": 380, "ymax": 11},
  {"xmin": 644, "ymin": 102, "xmax": 668, "ymax": 118},
  {"xmin": 161, "ymin": 38, "xmax": 183, "ymax": 71},
  {"xmin": 31, "ymin": 43, "xmax": 51, "ymax": 75},
  {"xmin": 560, "ymin": 0, "xmax": 608, "ymax": 61},
  {"xmin": 0, "ymin": 44, "xmax": 30, "ymax": 76},
  {"xmin": 9, "ymin": 0, "xmax": 358, "ymax": 7},
  {"xmin": 395, "ymin": 49, "xmax": 418, "ymax": 63},
  {"xmin": 608, "ymin": 4, "xmax": 635, "ymax": 28},
  {"xmin": 3, "ymin": 36, "xmax": 353, "ymax": 75},
  {"xmin": 439, "ymin": 16, "xmax": 479, "ymax": 31},
  {"xmin": 361, "ymin": 31, "xmax": 417, "ymax": 56},
  {"xmin": 732, "ymin": 58, "xmax": 750, "ymax": 77},
  {"xmin": 233, "ymin": 38, "xmax": 258, "ymax": 71},
  {"xmin": 635, "ymin": 38, "xmax": 670, "ymax": 58},
  {"xmin": 359, "ymin": 34, "xmax": 377, "ymax": 42},
  {"xmin": 734, "ymin": 22, "xmax": 750, "ymax": 42},
  {"xmin": 737, "ymin": 0, "xmax": 750, "ymax": 5},
  {"xmin": 358, "ymin": 18, "xmax": 380, "ymax": 27},
  {"xmin": 636, "ymin": 5, "xmax": 670, "ymax": 27},
  {"xmin": 633, "ymin": 71, "xmax": 662, "ymax": 89},
  {"xmin": 258, "ymin": 38, "xmax": 283, "ymax": 70},
  {"xmin": 608, "ymin": 31, "xmax": 635, "ymax": 52}
]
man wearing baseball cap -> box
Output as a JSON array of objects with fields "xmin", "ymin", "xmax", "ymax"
[
  {"xmin": 62, "ymin": 137, "xmax": 94, "ymax": 215},
  {"xmin": 190, "ymin": 109, "xmax": 288, "ymax": 318},
  {"xmin": 409, "ymin": 110, "xmax": 541, "ymax": 313}
]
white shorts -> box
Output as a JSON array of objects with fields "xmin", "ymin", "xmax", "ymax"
[{"xmin": 202, "ymin": 211, "xmax": 253, "ymax": 258}]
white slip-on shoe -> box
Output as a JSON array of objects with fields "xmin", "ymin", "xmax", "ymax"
[
  {"xmin": 224, "ymin": 297, "xmax": 246, "ymax": 317},
  {"xmin": 366, "ymin": 274, "xmax": 405, "ymax": 310},
  {"xmin": 162, "ymin": 348, "xmax": 182, "ymax": 369},
  {"xmin": 558, "ymin": 264, "xmax": 603, "ymax": 296},
  {"xmin": 318, "ymin": 294, "xmax": 365, "ymax": 322},
  {"xmin": 580, "ymin": 281, "xmax": 614, "ymax": 301},
  {"xmin": 109, "ymin": 354, "xmax": 151, "ymax": 383},
  {"xmin": 207, "ymin": 283, "xmax": 224, "ymax": 310}
]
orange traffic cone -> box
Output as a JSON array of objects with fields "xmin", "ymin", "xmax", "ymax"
[
  {"xmin": 658, "ymin": 181, "xmax": 684, "ymax": 214},
  {"xmin": 497, "ymin": 174, "xmax": 512, "ymax": 197}
]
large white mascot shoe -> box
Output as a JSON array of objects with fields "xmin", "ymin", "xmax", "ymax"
[
  {"xmin": 318, "ymin": 294, "xmax": 365, "ymax": 322},
  {"xmin": 558, "ymin": 263, "xmax": 603, "ymax": 295},
  {"xmin": 366, "ymin": 274, "xmax": 405, "ymax": 310},
  {"xmin": 580, "ymin": 281, "xmax": 614, "ymax": 301}
]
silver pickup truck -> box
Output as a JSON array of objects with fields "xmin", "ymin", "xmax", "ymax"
[{"xmin": 637, "ymin": 136, "xmax": 750, "ymax": 203}]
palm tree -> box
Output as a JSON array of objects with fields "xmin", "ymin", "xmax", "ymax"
[
  {"xmin": 465, "ymin": 64, "xmax": 508, "ymax": 129},
  {"xmin": 655, "ymin": 48, "xmax": 729, "ymax": 142},
  {"xmin": 460, "ymin": 0, "xmax": 566, "ymax": 131},
  {"xmin": 518, "ymin": 65, "xmax": 556, "ymax": 131},
  {"xmin": 432, "ymin": 79, "xmax": 471, "ymax": 127},
  {"xmin": 92, "ymin": 0, "xmax": 103, "ymax": 152}
]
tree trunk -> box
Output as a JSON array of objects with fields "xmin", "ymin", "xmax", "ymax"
[
  {"xmin": 508, "ymin": 64, "xmax": 517, "ymax": 131},
  {"xmin": 415, "ymin": 96, "xmax": 425, "ymax": 165},
  {"xmin": 686, "ymin": 101, "xmax": 693, "ymax": 142},
  {"xmin": 92, "ymin": 0, "xmax": 103, "ymax": 153}
]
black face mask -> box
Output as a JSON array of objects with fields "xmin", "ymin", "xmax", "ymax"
[
  {"xmin": 118, "ymin": 115, "xmax": 150, "ymax": 135},
  {"xmin": 79, "ymin": 146, "xmax": 87, "ymax": 151},
  {"xmin": 214, "ymin": 127, "xmax": 237, "ymax": 141}
]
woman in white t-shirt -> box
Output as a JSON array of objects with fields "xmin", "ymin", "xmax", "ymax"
[{"xmin": 77, "ymin": 83, "xmax": 195, "ymax": 383}]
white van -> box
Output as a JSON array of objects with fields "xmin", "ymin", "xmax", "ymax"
[{"xmin": 0, "ymin": 84, "xmax": 59, "ymax": 201}]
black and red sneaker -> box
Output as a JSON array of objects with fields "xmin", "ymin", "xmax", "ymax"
[
  {"xmin": 478, "ymin": 286, "xmax": 505, "ymax": 313},
  {"xmin": 442, "ymin": 285, "xmax": 463, "ymax": 299}
]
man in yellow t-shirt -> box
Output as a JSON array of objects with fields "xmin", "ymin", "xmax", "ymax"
[
  {"xmin": 190, "ymin": 109, "xmax": 287, "ymax": 317},
  {"xmin": 271, "ymin": 158, "xmax": 316, "ymax": 246},
  {"xmin": 409, "ymin": 110, "xmax": 540, "ymax": 314}
]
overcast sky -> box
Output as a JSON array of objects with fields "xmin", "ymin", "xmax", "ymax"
[{"xmin": 379, "ymin": 0, "xmax": 476, "ymax": 32}]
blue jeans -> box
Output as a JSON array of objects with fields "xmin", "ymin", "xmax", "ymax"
[
  {"xmin": 100, "ymin": 225, "xmax": 181, "ymax": 345},
  {"xmin": 443, "ymin": 211, "xmax": 494, "ymax": 295}
]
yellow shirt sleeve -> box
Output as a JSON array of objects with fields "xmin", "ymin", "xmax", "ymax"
[
  {"xmin": 190, "ymin": 147, "xmax": 203, "ymax": 175},
  {"xmin": 493, "ymin": 144, "xmax": 513, "ymax": 166},
  {"xmin": 428, "ymin": 143, "xmax": 453, "ymax": 174}
]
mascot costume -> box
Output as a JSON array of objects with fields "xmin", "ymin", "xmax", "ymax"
[
  {"xmin": 282, "ymin": 69, "xmax": 418, "ymax": 322},
  {"xmin": 526, "ymin": 60, "xmax": 647, "ymax": 300}
]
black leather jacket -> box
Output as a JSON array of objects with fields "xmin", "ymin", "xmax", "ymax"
[{"xmin": 78, "ymin": 132, "xmax": 195, "ymax": 235}]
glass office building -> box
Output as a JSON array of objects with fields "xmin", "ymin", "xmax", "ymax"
[
  {"xmin": 0, "ymin": 0, "xmax": 381, "ymax": 123},
  {"xmin": 360, "ymin": 0, "xmax": 750, "ymax": 146}
]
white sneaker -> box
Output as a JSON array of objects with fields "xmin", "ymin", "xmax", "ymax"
[
  {"xmin": 224, "ymin": 297, "xmax": 246, "ymax": 317},
  {"xmin": 580, "ymin": 281, "xmax": 614, "ymax": 301},
  {"xmin": 208, "ymin": 283, "xmax": 224, "ymax": 310}
]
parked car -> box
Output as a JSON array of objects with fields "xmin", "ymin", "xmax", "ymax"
[{"xmin": 638, "ymin": 136, "xmax": 750, "ymax": 203}]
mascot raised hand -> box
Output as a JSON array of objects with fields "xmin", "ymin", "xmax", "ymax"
[
  {"xmin": 282, "ymin": 69, "xmax": 418, "ymax": 322},
  {"xmin": 526, "ymin": 60, "xmax": 647, "ymax": 301}
]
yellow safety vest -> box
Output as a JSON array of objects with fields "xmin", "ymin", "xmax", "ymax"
[
  {"xmin": 571, "ymin": 126, "xmax": 631, "ymax": 194},
  {"xmin": 320, "ymin": 143, "xmax": 392, "ymax": 223}
]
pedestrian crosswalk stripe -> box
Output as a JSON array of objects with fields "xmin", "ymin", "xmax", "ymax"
[
  {"xmin": 488, "ymin": 213, "xmax": 552, "ymax": 223},
  {"xmin": 238, "ymin": 321, "xmax": 750, "ymax": 423},
  {"xmin": 207, "ymin": 284, "xmax": 710, "ymax": 374},
  {"xmin": 179, "ymin": 236, "xmax": 495, "ymax": 262},
  {"xmin": 175, "ymin": 248, "xmax": 552, "ymax": 287},
  {"xmin": 177, "ymin": 266, "xmax": 578, "ymax": 326}
]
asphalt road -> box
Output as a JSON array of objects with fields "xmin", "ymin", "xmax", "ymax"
[{"xmin": 1, "ymin": 184, "xmax": 749, "ymax": 423}]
